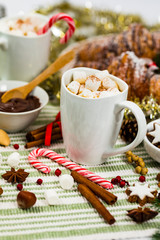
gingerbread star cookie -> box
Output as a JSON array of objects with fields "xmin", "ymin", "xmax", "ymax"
[
  {"xmin": 147, "ymin": 122, "xmax": 160, "ymax": 145},
  {"xmin": 126, "ymin": 183, "xmax": 157, "ymax": 206}
]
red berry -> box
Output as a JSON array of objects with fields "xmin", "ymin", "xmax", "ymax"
[
  {"xmin": 120, "ymin": 180, "xmax": 126, "ymax": 188},
  {"xmin": 17, "ymin": 184, "xmax": 23, "ymax": 191},
  {"xmin": 55, "ymin": 168, "xmax": 62, "ymax": 177},
  {"xmin": 13, "ymin": 144, "xmax": 19, "ymax": 150},
  {"xmin": 37, "ymin": 178, "xmax": 43, "ymax": 185},
  {"xmin": 111, "ymin": 178, "xmax": 118, "ymax": 185},
  {"xmin": 139, "ymin": 176, "xmax": 145, "ymax": 182},
  {"xmin": 116, "ymin": 176, "xmax": 121, "ymax": 183}
]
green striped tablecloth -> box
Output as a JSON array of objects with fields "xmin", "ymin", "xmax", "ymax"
[{"xmin": 0, "ymin": 103, "xmax": 159, "ymax": 240}]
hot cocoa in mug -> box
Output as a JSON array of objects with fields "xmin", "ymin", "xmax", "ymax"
[
  {"xmin": 60, "ymin": 67, "xmax": 147, "ymax": 165},
  {"xmin": 0, "ymin": 13, "xmax": 51, "ymax": 81}
]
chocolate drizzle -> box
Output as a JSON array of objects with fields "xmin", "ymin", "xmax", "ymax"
[{"xmin": 0, "ymin": 92, "xmax": 40, "ymax": 113}]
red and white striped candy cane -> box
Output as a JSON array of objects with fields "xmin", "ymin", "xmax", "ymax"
[
  {"xmin": 28, "ymin": 148, "xmax": 113, "ymax": 189},
  {"xmin": 37, "ymin": 13, "xmax": 75, "ymax": 44}
]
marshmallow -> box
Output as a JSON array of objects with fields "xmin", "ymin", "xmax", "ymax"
[
  {"xmin": 102, "ymin": 77, "xmax": 118, "ymax": 90},
  {"xmin": 59, "ymin": 174, "xmax": 74, "ymax": 190},
  {"xmin": 44, "ymin": 189, "xmax": 60, "ymax": 205},
  {"xmin": 78, "ymin": 84, "xmax": 85, "ymax": 94},
  {"xmin": 0, "ymin": 154, "xmax": 2, "ymax": 166},
  {"xmin": 107, "ymin": 87, "xmax": 120, "ymax": 94},
  {"xmin": 92, "ymin": 91, "xmax": 100, "ymax": 98},
  {"xmin": 73, "ymin": 71, "xmax": 87, "ymax": 84},
  {"xmin": 85, "ymin": 75, "xmax": 101, "ymax": 92},
  {"xmin": 78, "ymin": 88, "xmax": 93, "ymax": 98},
  {"xmin": 7, "ymin": 152, "xmax": 20, "ymax": 168},
  {"xmin": 99, "ymin": 88, "xmax": 120, "ymax": 98},
  {"xmin": 99, "ymin": 91, "xmax": 114, "ymax": 98},
  {"xmin": 95, "ymin": 70, "xmax": 109, "ymax": 79},
  {"xmin": 67, "ymin": 81, "xmax": 80, "ymax": 94}
]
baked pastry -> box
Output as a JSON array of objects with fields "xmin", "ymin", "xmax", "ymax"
[
  {"xmin": 147, "ymin": 122, "xmax": 160, "ymax": 147},
  {"xmin": 75, "ymin": 24, "xmax": 160, "ymax": 66},
  {"xmin": 126, "ymin": 183, "xmax": 157, "ymax": 206},
  {"xmin": 108, "ymin": 51, "xmax": 159, "ymax": 100}
]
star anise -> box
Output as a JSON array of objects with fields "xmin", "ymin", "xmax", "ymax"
[
  {"xmin": 127, "ymin": 207, "xmax": 158, "ymax": 223},
  {"xmin": 2, "ymin": 168, "xmax": 29, "ymax": 184}
]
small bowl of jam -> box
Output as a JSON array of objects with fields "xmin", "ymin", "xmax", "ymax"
[{"xmin": 0, "ymin": 80, "xmax": 49, "ymax": 132}]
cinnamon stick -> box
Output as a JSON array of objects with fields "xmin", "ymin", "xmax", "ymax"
[
  {"xmin": 71, "ymin": 171, "xmax": 117, "ymax": 205},
  {"xmin": 29, "ymin": 127, "xmax": 61, "ymax": 141},
  {"xmin": 78, "ymin": 184, "xmax": 116, "ymax": 225},
  {"xmin": 25, "ymin": 133, "xmax": 62, "ymax": 149},
  {"xmin": 26, "ymin": 122, "xmax": 60, "ymax": 141}
]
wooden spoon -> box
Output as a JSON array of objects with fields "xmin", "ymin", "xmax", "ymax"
[{"xmin": 1, "ymin": 50, "xmax": 75, "ymax": 103}]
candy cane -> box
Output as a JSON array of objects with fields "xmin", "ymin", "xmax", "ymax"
[
  {"xmin": 28, "ymin": 148, "xmax": 113, "ymax": 189},
  {"xmin": 37, "ymin": 13, "xmax": 75, "ymax": 44}
]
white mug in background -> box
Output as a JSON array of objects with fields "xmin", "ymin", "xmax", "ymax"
[
  {"xmin": 60, "ymin": 67, "xmax": 147, "ymax": 165},
  {"xmin": 0, "ymin": 13, "xmax": 51, "ymax": 81}
]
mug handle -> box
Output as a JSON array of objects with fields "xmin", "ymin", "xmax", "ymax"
[
  {"xmin": 0, "ymin": 37, "xmax": 8, "ymax": 51},
  {"xmin": 104, "ymin": 100, "xmax": 147, "ymax": 156}
]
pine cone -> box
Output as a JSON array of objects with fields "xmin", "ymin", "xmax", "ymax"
[{"xmin": 120, "ymin": 119, "xmax": 138, "ymax": 143}]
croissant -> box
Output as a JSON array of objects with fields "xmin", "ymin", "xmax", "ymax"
[
  {"xmin": 75, "ymin": 24, "xmax": 160, "ymax": 67},
  {"xmin": 107, "ymin": 51, "xmax": 160, "ymax": 100}
]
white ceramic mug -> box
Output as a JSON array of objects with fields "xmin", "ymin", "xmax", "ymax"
[
  {"xmin": 0, "ymin": 13, "xmax": 51, "ymax": 81},
  {"xmin": 60, "ymin": 67, "xmax": 147, "ymax": 165}
]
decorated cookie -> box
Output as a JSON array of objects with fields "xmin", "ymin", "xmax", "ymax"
[
  {"xmin": 147, "ymin": 122, "xmax": 160, "ymax": 146},
  {"xmin": 126, "ymin": 183, "xmax": 157, "ymax": 206}
]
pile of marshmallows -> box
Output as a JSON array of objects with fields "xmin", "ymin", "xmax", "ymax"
[{"xmin": 67, "ymin": 70, "xmax": 121, "ymax": 98}]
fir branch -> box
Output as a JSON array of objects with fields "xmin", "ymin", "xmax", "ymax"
[
  {"xmin": 152, "ymin": 230, "xmax": 160, "ymax": 240},
  {"xmin": 151, "ymin": 198, "xmax": 160, "ymax": 212}
]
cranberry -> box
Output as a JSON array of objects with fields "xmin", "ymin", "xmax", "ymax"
[
  {"xmin": 55, "ymin": 168, "xmax": 62, "ymax": 177},
  {"xmin": 13, "ymin": 144, "xmax": 19, "ymax": 150},
  {"xmin": 120, "ymin": 180, "xmax": 126, "ymax": 188},
  {"xmin": 111, "ymin": 178, "xmax": 118, "ymax": 185},
  {"xmin": 17, "ymin": 184, "xmax": 23, "ymax": 191},
  {"xmin": 116, "ymin": 176, "xmax": 121, "ymax": 183},
  {"xmin": 36, "ymin": 178, "xmax": 43, "ymax": 185},
  {"xmin": 139, "ymin": 176, "xmax": 146, "ymax": 182}
]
